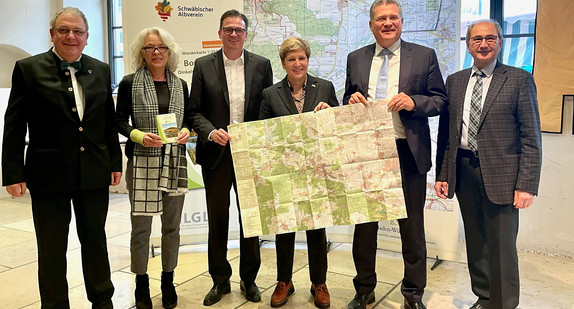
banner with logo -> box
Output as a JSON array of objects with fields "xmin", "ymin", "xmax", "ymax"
[{"xmin": 122, "ymin": 0, "xmax": 242, "ymax": 82}]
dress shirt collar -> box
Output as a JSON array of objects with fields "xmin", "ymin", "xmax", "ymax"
[
  {"xmin": 222, "ymin": 49, "xmax": 244, "ymax": 65},
  {"xmin": 471, "ymin": 59, "xmax": 497, "ymax": 78},
  {"xmin": 375, "ymin": 39, "xmax": 401, "ymax": 57}
]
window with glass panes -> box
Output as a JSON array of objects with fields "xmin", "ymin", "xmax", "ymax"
[
  {"xmin": 108, "ymin": 0, "xmax": 123, "ymax": 90},
  {"xmin": 460, "ymin": 0, "xmax": 536, "ymax": 72}
]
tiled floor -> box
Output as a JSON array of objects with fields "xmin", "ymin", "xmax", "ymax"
[{"xmin": 1, "ymin": 193, "xmax": 573, "ymax": 309}]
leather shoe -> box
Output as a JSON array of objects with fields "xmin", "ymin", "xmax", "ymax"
[
  {"xmin": 203, "ymin": 281, "xmax": 231, "ymax": 306},
  {"xmin": 270, "ymin": 281, "xmax": 295, "ymax": 307},
  {"xmin": 404, "ymin": 299, "xmax": 427, "ymax": 309},
  {"xmin": 310, "ymin": 283, "xmax": 330, "ymax": 308},
  {"xmin": 347, "ymin": 291, "xmax": 375, "ymax": 309},
  {"xmin": 470, "ymin": 301, "xmax": 488, "ymax": 309},
  {"xmin": 240, "ymin": 280, "xmax": 261, "ymax": 302}
]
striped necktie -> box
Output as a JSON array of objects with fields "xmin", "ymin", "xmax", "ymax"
[{"xmin": 468, "ymin": 71, "xmax": 485, "ymax": 151}]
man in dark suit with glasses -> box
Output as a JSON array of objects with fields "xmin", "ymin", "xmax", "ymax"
[{"xmin": 190, "ymin": 9, "xmax": 273, "ymax": 306}]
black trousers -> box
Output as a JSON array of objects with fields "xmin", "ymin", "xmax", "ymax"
[
  {"xmin": 275, "ymin": 228, "xmax": 327, "ymax": 284},
  {"xmin": 456, "ymin": 150, "xmax": 519, "ymax": 309},
  {"xmin": 202, "ymin": 147, "xmax": 261, "ymax": 284},
  {"xmin": 352, "ymin": 139, "xmax": 427, "ymax": 302},
  {"xmin": 30, "ymin": 187, "xmax": 114, "ymax": 309}
]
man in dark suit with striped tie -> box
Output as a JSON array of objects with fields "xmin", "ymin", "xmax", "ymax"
[{"xmin": 435, "ymin": 19, "xmax": 542, "ymax": 309}]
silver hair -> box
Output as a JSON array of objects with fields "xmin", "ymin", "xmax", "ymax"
[
  {"xmin": 50, "ymin": 7, "xmax": 89, "ymax": 31},
  {"xmin": 131, "ymin": 27, "xmax": 181, "ymax": 72},
  {"xmin": 466, "ymin": 19, "xmax": 504, "ymax": 41},
  {"xmin": 370, "ymin": 0, "xmax": 403, "ymax": 20}
]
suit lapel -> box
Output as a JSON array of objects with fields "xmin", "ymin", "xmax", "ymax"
[
  {"xmin": 360, "ymin": 45, "xmax": 376, "ymax": 93},
  {"xmin": 480, "ymin": 62, "xmax": 506, "ymax": 127},
  {"xmin": 454, "ymin": 70, "xmax": 472, "ymax": 134},
  {"xmin": 243, "ymin": 50, "xmax": 252, "ymax": 114},
  {"xmin": 303, "ymin": 75, "xmax": 318, "ymax": 112},
  {"xmin": 214, "ymin": 50, "xmax": 230, "ymax": 106},
  {"xmin": 399, "ymin": 40, "xmax": 412, "ymax": 92},
  {"xmin": 277, "ymin": 77, "xmax": 299, "ymax": 114}
]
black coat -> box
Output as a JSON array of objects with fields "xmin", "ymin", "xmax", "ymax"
[
  {"xmin": 190, "ymin": 49, "xmax": 273, "ymax": 170},
  {"xmin": 2, "ymin": 50, "xmax": 122, "ymax": 193}
]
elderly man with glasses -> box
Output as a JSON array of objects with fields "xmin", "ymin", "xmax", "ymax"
[
  {"xmin": 435, "ymin": 19, "xmax": 542, "ymax": 309},
  {"xmin": 2, "ymin": 6, "xmax": 122, "ymax": 308}
]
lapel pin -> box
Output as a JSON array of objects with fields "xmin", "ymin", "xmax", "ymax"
[
  {"xmin": 88, "ymin": 69, "xmax": 92, "ymax": 74},
  {"xmin": 311, "ymin": 84, "xmax": 316, "ymax": 88}
]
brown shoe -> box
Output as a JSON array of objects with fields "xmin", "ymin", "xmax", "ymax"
[
  {"xmin": 310, "ymin": 283, "xmax": 330, "ymax": 308},
  {"xmin": 270, "ymin": 281, "xmax": 295, "ymax": 307}
]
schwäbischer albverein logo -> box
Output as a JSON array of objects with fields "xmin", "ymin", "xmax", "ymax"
[{"xmin": 155, "ymin": 0, "xmax": 173, "ymax": 21}]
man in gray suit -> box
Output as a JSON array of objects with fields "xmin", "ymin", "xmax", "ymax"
[
  {"xmin": 435, "ymin": 19, "xmax": 542, "ymax": 309},
  {"xmin": 344, "ymin": 1, "xmax": 447, "ymax": 308},
  {"xmin": 190, "ymin": 9, "xmax": 273, "ymax": 306}
]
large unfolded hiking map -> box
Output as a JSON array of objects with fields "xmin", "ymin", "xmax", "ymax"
[{"xmin": 228, "ymin": 101, "xmax": 407, "ymax": 237}]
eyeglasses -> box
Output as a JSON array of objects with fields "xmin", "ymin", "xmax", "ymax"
[
  {"xmin": 141, "ymin": 46, "xmax": 169, "ymax": 54},
  {"xmin": 374, "ymin": 15, "xmax": 401, "ymax": 23},
  {"xmin": 53, "ymin": 27, "xmax": 86, "ymax": 37},
  {"xmin": 470, "ymin": 35, "xmax": 498, "ymax": 45},
  {"xmin": 221, "ymin": 27, "xmax": 246, "ymax": 35}
]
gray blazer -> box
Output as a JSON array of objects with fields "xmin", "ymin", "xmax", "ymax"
[
  {"xmin": 436, "ymin": 61, "xmax": 542, "ymax": 204},
  {"xmin": 259, "ymin": 74, "xmax": 339, "ymax": 119}
]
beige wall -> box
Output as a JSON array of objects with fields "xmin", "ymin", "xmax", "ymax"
[
  {"xmin": 519, "ymin": 96, "xmax": 574, "ymax": 257},
  {"xmin": 0, "ymin": 0, "xmax": 108, "ymax": 82},
  {"xmin": 0, "ymin": 1, "xmax": 56, "ymax": 88},
  {"xmin": 0, "ymin": 1, "xmax": 58, "ymax": 57}
]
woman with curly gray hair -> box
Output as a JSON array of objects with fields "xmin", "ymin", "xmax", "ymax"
[{"xmin": 116, "ymin": 27, "xmax": 191, "ymax": 309}]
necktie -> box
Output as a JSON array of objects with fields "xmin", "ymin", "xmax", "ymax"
[
  {"xmin": 468, "ymin": 71, "xmax": 485, "ymax": 151},
  {"xmin": 61, "ymin": 60, "xmax": 81, "ymax": 71},
  {"xmin": 375, "ymin": 49, "xmax": 391, "ymax": 100}
]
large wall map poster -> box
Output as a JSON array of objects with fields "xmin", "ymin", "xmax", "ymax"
[
  {"xmin": 243, "ymin": 0, "xmax": 460, "ymax": 260},
  {"xmin": 229, "ymin": 100, "xmax": 407, "ymax": 237}
]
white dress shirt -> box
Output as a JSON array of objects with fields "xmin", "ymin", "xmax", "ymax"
[
  {"xmin": 53, "ymin": 48, "xmax": 85, "ymax": 121},
  {"xmin": 368, "ymin": 40, "xmax": 406, "ymax": 139},
  {"xmin": 223, "ymin": 50, "xmax": 246, "ymax": 125}
]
